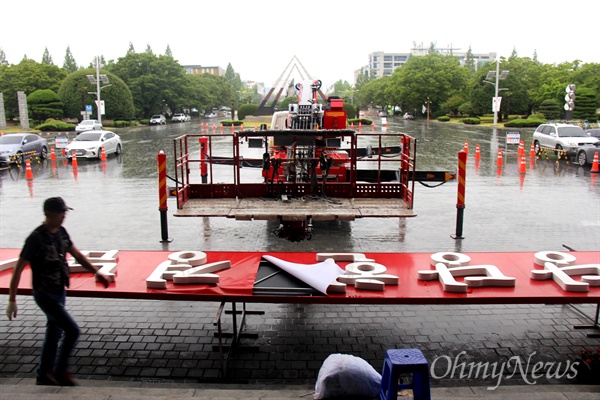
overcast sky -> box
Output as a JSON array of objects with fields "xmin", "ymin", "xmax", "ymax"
[{"xmin": 2, "ymin": 0, "xmax": 599, "ymax": 89}]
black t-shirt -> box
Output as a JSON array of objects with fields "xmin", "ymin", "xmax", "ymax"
[{"xmin": 20, "ymin": 225, "xmax": 73, "ymax": 292}]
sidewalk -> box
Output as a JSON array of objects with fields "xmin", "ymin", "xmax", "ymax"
[{"xmin": 1, "ymin": 377, "xmax": 598, "ymax": 400}]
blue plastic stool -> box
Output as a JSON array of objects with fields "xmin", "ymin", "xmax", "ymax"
[{"xmin": 379, "ymin": 349, "xmax": 431, "ymax": 400}]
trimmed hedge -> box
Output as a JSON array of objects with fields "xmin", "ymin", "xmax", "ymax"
[
  {"xmin": 221, "ymin": 120, "xmax": 244, "ymax": 126},
  {"xmin": 36, "ymin": 121, "xmax": 76, "ymax": 131},
  {"xmin": 461, "ymin": 117, "xmax": 481, "ymax": 125},
  {"xmin": 348, "ymin": 118, "xmax": 373, "ymax": 125},
  {"xmin": 437, "ymin": 116, "xmax": 450, "ymax": 122},
  {"xmin": 503, "ymin": 118, "xmax": 545, "ymax": 128},
  {"xmin": 237, "ymin": 104, "xmax": 258, "ymax": 120}
]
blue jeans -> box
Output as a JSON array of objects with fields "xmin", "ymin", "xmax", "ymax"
[{"xmin": 33, "ymin": 289, "xmax": 80, "ymax": 377}]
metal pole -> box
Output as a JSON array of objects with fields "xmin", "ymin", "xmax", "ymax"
[
  {"xmin": 493, "ymin": 58, "xmax": 499, "ymax": 126},
  {"xmin": 96, "ymin": 56, "xmax": 102, "ymax": 124}
]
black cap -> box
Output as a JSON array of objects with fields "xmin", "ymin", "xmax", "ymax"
[{"xmin": 43, "ymin": 197, "xmax": 73, "ymax": 213}]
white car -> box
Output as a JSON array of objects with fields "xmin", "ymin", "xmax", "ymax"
[
  {"xmin": 149, "ymin": 115, "xmax": 167, "ymax": 125},
  {"xmin": 75, "ymin": 119, "xmax": 103, "ymax": 134},
  {"xmin": 65, "ymin": 130, "xmax": 122, "ymax": 159},
  {"xmin": 172, "ymin": 113, "xmax": 187, "ymax": 123}
]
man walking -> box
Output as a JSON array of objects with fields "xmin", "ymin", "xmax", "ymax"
[{"xmin": 5, "ymin": 197, "xmax": 110, "ymax": 386}]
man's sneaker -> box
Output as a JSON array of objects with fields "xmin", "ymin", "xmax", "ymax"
[
  {"xmin": 36, "ymin": 372, "xmax": 58, "ymax": 386},
  {"xmin": 53, "ymin": 371, "xmax": 78, "ymax": 386}
]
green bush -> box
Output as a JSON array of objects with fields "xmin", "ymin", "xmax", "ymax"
[
  {"xmin": 237, "ymin": 104, "xmax": 258, "ymax": 120},
  {"xmin": 461, "ymin": 117, "xmax": 481, "ymax": 125},
  {"xmin": 437, "ymin": 116, "xmax": 450, "ymax": 122},
  {"xmin": 36, "ymin": 121, "xmax": 76, "ymax": 131},
  {"xmin": 348, "ymin": 118, "xmax": 372, "ymax": 125},
  {"xmin": 503, "ymin": 118, "xmax": 545, "ymax": 128},
  {"xmin": 221, "ymin": 120, "xmax": 244, "ymax": 126},
  {"xmin": 140, "ymin": 119, "xmax": 149, "ymax": 125},
  {"xmin": 528, "ymin": 113, "xmax": 546, "ymax": 120},
  {"xmin": 431, "ymin": 110, "xmax": 447, "ymax": 119}
]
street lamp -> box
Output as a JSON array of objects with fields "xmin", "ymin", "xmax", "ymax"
[
  {"xmin": 86, "ymin": 56, "xmax": 111, "ymax": 124},
  {"xmin": 484, "ymin": 58, "xmax": 509, "ymax": 126}
]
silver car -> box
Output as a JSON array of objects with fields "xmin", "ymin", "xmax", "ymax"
[
  {"xmin": 533, "ymin": 123, "xmax": 599, "ymax": 158},
  {"xmin": 65, "ymin": 130, "xmax": 122, "ymax": 159},
  {"xmin": 0, "ymin": 133, "xmax": 49, "ymax": 165}
]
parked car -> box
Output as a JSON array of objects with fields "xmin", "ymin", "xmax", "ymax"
[
  {"xmin": 172, "ymin": 113, "xmax": 187, "ymax": 123},
  {"xmin": 149, "ymin": 115, "xmax": 166, "ymax": 125},
  {"xmin": 585, "ymin": 128, "xmax": 600, "ymax": 139},
  {"xmin": 184, "ymin": 114, "xmax": 192, "ymax": 122},
  {"xmin": 533, "ymin": 123, "xmax": 599, "ymax": 158},
  {"xmin": 75, "ymin": 119, "xmax": 103, "ymax": 134},
  {"xmin": 575, "ymin": 142, "xmax": 600, "ymax": 166},
  {"xmin": 204, "ymin": 112, "xmax": 217, "ymax": 118},
  {"xmin": 0, "ymin": 133, "xmax": 48, "ymax": 165},
  {"xmin": 65, "ymin": 130, "xmax": 122, "ymax": 159},
  {"xmin": 403, "ymin": 113, "xmax": 414, "ymax": 120}
]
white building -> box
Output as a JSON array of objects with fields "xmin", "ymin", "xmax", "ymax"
[{"xmin": 359, "ymin": 46, "xmax": 497, "ymax": 80}]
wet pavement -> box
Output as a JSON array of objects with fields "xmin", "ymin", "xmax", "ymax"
[{"xmin": 1, "ymin": 119, "xmax": 599, "ymax": 394}]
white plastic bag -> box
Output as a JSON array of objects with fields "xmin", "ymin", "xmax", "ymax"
[{"xmin": 314, "ymin": 353, "xmax": 381, "ymax": 399}]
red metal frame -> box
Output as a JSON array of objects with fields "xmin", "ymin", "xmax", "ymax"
[{"xmin": 174, "ymin": 131, "xmax": 416, "ymax": 209}]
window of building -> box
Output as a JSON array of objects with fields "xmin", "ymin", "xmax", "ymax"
[
  {"xmin": 384, "ymin": 63, "xmax": 392, "ymax": 68},
  {"xmin": 384, "ymin": 55, "xmax": 393, "ymax": 61}
]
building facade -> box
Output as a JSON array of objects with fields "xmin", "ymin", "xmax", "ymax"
[
  {"xmin": 361, "ymin": 47, "xmax": 497, "ymax": 80},
  {"xmin": 183, "ymin": 65, "xmax": 225, "ymax": 76}
]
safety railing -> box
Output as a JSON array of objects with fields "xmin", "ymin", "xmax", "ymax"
[{"xmin": 173, "ymin": 130, "xmax": 416, "ymax": 209}]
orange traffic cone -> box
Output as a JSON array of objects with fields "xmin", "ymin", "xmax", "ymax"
[
  {"xmin": 529, "ymin": 142, "xmax": 536, "ymax": 159},
  {"xmin": 475, "ymin": 144, "xmax": 481, "ymax": 161},
  {"xmin": 213, "ymin": 123, "xmax": 216, "ymax": 132},
  {"xmin": 371, "ymin": 122, "xmax": 375, "ymax": 132},
  {"xmin": 101, "ymin": 146, "xmax": 107, "ymax": 161},
  {"xmin": 358, "ymin": 121, "xmax": 363, "ymax": 132},
  {"xmin": 464, "ymin": 140, "xmax": 469, "ymax": 154},
  {"xmin": 496, "ymin": 149, "xmax": 503, "ymax": 168},
  {"xmin": 71, "ymin": 151, "xmax": 78, "ymax": 169},
  {"xmin": 519, "ymin": 154, "xmax": 527, "ymax": 174},
  {"xmin": 591, "ymin": 152, "xmax": 599, "ymax": 173},
  {"xmin": 50, "ymin": 146, "xmax": 56, "ymax": 161},
  {"xmin": 518, "ymin": 141, "xmax": 524, "ymax": 157},
  {"xmin": 25, "ymin": 159, "xmax": 33, "ymax": 180}
]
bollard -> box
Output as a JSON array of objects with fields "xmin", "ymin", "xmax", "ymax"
[
  {"xmin": 452, "ymin": 151, "xmax": 467, "ymax": 239},
  {"xmin": 199, "ymin": 137, "xmax": 208, "ymax": 183},
  {"xmin": 157, "ymin": 151, "xmax": 172, "ymax": 242}
]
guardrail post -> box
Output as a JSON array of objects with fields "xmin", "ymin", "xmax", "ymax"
[
  {"xmin": 157, "ymin": 150, "xmax": 172, "ymax": 243},
  {"xmin": 452, "ymin": 151, "xmax": 467, "ymax": 239},
  {"xmin": 199, "ymin": 136, "xmax": 208, "ymax": 183}
]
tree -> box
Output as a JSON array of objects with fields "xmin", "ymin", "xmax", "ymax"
[
  {"xmin": 0, "ymin": 48, "xmax": 7, "ymax": 65},
  {"xmin": 387, "ymin": 53, "xmax": 467, "ymax": 116},
  {"xmin": 58, "ymin": 69, "xmax": 134, "ymax": 120},
  {"xmin": 538, "ymin": 99, "xmax": 561, "ymax": 120},
  {"xmin": 127, "ymin": 42, "xmax": 135, "ymax": 54},
  {"xmin": 27, "ymin": 89, "xmax": 63, "ymax": 121},
  {"xmin": 165, "ymin": 45, "xmax": 172, "ymax": 57},
  {"xmin": 41, "ymin": 47, "xmax": 53, "ymax": 65},
  {"xmin": 0, "ymin": 59, "xmax": 66, "ymax": 119},
  {"xmin": 573, "ymin": 87, "xmax": 598, "ymax": 121},
  {"xmin": 108, "ymin": 52, "xmax": 188, "ymax": 117},
  {"xmin": 145, "ymin": 44, "xmax": 153, "ymax": 54},
  {"xmin": 62, "ymin": 46, "xmax": 78, "ymax": 72},
  {"xmin": 464, "ymin": 46, "xmax": 475, "ymax": 74}
]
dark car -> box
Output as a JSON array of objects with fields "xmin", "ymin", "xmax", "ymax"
[
  {"xmin": 575, "ymin": 142, "xmax": 600, "ymax": 166},
  {"xmin": 0, "ymin": 133, "xmax": 49, "ymax": 166}
]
